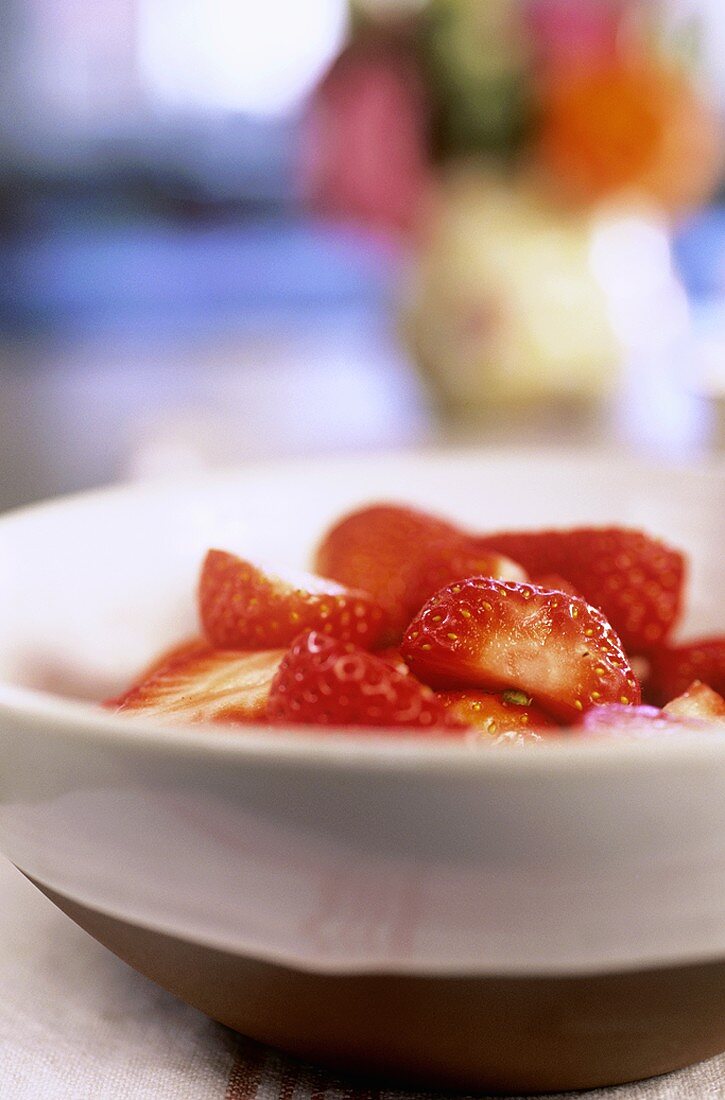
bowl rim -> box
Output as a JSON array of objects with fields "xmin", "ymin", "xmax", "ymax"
[
  {"xmin": 2, "ymin": 670, "xmax": 725, "ymax": 779},
  {"xmin": 0, "ymin": 445, "xmax": 723, "ymax": 776}
]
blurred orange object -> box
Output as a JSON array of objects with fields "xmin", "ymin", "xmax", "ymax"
[{"xmin": 537, "ymin": 58, "xmax": 721, "ymax": 215}]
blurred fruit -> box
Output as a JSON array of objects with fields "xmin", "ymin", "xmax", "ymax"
[
  {"xmin": 302, "ymin": 29, "xmax": 431, "ymax": 233},
  {"xmin": 645, "ymin": 637, "xmax": 725, "ymax": 706},
  {"xmin": 420, "ymin": 0, "xmax": 531, "ymax": 158},
  {"xmin": 403, "ymin": 170, "xmax": 619, "ymax": 410},
  {"xmin": 537, "ymin": 57, "xmax": 720, "ymax": 213}
]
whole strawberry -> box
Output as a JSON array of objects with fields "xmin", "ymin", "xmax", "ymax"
[
  {"xmin": 402, "ymin": 577, "xmax": 640, "ymax": 723},
  {"xmin": 267, "ymin": 630, "xmax": 464, "ymax": 732},
  {"xmin": 314, "ymin": 504, "xmax": 525, "ymax": 639},
  {"xmin": 474, "ymin": 527, "xmax": 685, "ymax": 654}
]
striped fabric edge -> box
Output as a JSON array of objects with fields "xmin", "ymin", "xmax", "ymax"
[
  {"xmin": 224, "ymin": 1034, "xmax": 453, "ymax": 1100},
  {"xmin": 223, "ymin": 1034, "xmax": 725, "ymax": 1100}
]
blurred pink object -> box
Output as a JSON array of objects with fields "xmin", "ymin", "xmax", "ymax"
[
  {"xmin": 526, "ymin": 0, "xmax": 623, "ymax": 68},
  {"xmin": 302, "ymin": 37, "xmax": 432, "ymax": 235}
]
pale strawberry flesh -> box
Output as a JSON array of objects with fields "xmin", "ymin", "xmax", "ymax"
[
  {"xmin": 111, "ymin": 647, "xmax": 285, "ymax": 724},
  {"xmin": 663, "ymin": 680, "xmax": 725, "ymax": 720}
]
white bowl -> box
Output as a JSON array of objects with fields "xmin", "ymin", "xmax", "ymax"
[{"xmin": 0, "ymin": 447, "xmax": 723, "ymax": 1092}]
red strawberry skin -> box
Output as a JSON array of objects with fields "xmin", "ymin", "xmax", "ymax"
[
  {"xmin": 111, "ymin": 646, "xmax": 285, "ymax": 724},
  {"xmin": 402, "ymin": 577, "xmax": 640, "ymax": 723},
  {"xmin": 475, "ymin": 527, "xmax": 685, "ymax": 653},
  {"xmin": 374, "ymin": 646, "xmax": 411, "ymax": 676},
  {"xmin": 267, "ymin": 630, "xmax": 464, "ymax": 733},
  {"xmin": 314, "ymin": 504, "xmax": 526, "ymax": 638},
  {"xmin": 646, "ymin": 637, "xmax": 725, "ymax": 705},
  {"xmin": 199, "ymin": 550, "xmax": 387, "ymax": 651},
  {"xmin": 437, "ymin": 690, "xmax": 559, "ymax": 739}
]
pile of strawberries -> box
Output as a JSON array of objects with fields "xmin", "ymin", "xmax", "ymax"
[{"xmin": 109, "ymin": 504, "xmax": 725, "ymax": 740}]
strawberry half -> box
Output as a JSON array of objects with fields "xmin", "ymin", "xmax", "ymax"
[
  {"xmin": 402, "ymin": 577, "xmax": 640, "ymax": 723},
  {"xmin": 645, "ymin": 637, "xmax": 725, "ymax": 706},
  {"xmin": 437, "ymin": 689, "xmax": 559, "ymax": 739},
  {"xmin": 581, "ymin": 704, "xmax": 687, "ymax": 737},
  {"xmin": 104, "ymin": 637, "xmax": 210, "ymax": 708},
  {"xmin": 267, "ymin": 630, "xmax": 464, "ymax": 733},
  {"xmin": 134, "ymin": 636, "xmax": 210, "ymax": 683},
  {"xmin": 199, "ymin": 550, "xmax": 388, "ymax": 650},
  {"xmin": 581, "ymin": 683, "xmax": 725, "ymax": 736},
  {"xmin": 111, "ymin": 646, "xmax": 285, "ymax": 724},
  {"xmin": 475, "ymin": 527, "xmax": 685, "ymax": 653},
  {"xmin": 314, "ymin": 504, "xmax": 526, "ymax": 639}
]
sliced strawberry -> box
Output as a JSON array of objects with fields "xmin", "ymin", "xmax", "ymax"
[
  {"xmin": 267, "ymin": 630, "xmax": 464, "ymax": 733},
  {"xmin": 663, "ymin": 680, "xmax": 725, "ymax": 721},
  {"xmin": 581, "ymin": 690, "xmax": 724, "ymax": 737},
  {"xmin": 437, "ymin": 689, "xmax": 560, "ymax": 739},
  {"xmin": 402, "ymin": 577, "xmax": 640, "ymax": 723},
  {"xmin": 314, "ymin": 504, "xmax": 526, "ymax": 639},
  {"xmin": 136, "ymin": 636, "xmax": 209, "ymax": 682},
  {"xmin": 104, "ymin": 637, "xmax": 209, "ymax": 708},
  {"xmin": 581, "ymin": 703, "xmax": 686, "ymax": 737},
  {"xmin": 475, "ymin": 527, "xmax": 685, "ymax": 653},
  {"xmin": 199, "ymin": 550, "xmax": 388, "ymax": 650},
  {"xmin": 645, "ymin": 637, "xmax": 725, "ymax": 706},
  {"xmin": 111, "ymin": 646, "xmax": 285, "ymax": 724}
]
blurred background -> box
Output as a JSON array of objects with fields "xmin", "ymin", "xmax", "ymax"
[{"xmin": 1, "ymin": 0, "xmax": 725, "ymax": 511}]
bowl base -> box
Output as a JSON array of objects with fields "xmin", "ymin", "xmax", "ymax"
[{"xmin": 31, "ymin": 876, "xmax": 725, "ymax": 1095}]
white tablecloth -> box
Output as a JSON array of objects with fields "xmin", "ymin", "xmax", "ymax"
[{"xmin": 1, "ymin": 858, "xmax": 723, "ymax": 1099}]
